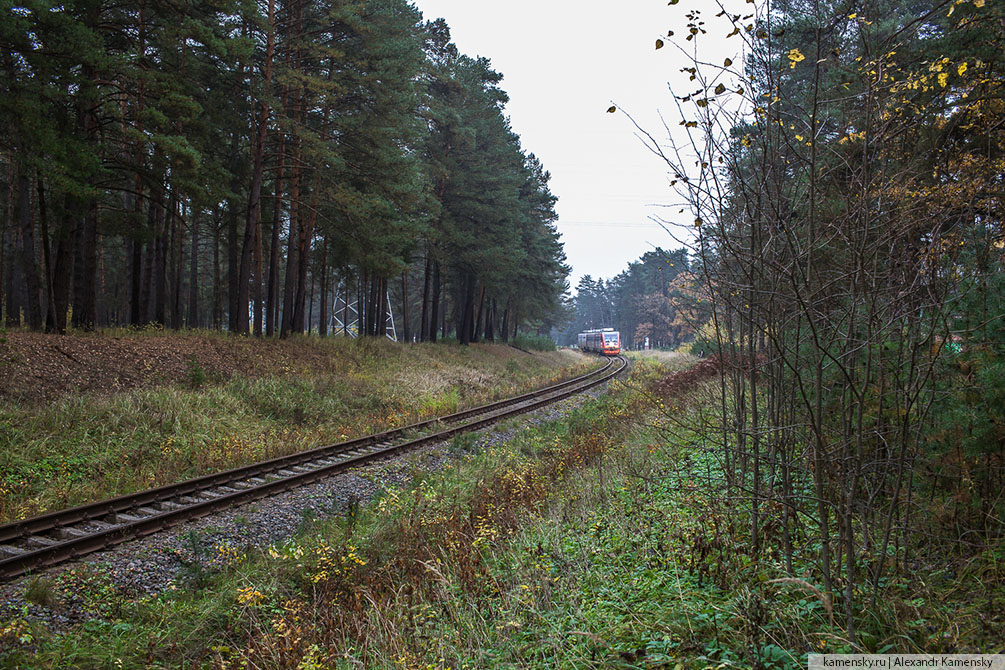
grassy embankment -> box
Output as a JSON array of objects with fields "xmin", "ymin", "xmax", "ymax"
[
  {"xmin": 0, "ymin": 332, "xmax": 594, "ymax": 523},
  {"xmin": 2, "ymin": 350, "xmax": 1001, "ymax": 669}
]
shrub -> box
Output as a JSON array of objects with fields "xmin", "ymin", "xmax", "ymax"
[{"xmin": 511, "ymin": 333, "xmax": 556, "ymax": 352}]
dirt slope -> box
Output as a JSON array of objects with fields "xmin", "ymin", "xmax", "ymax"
[{"xmin": 0, "ymin": 331, "xmax": 575, "ymax": 406}]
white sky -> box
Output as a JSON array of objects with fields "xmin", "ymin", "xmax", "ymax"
[{"xmin": 409, "ymin": 0, "xmax": 746, "ymax": 290}]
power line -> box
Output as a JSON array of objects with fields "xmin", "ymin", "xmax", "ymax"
[{"xmin": 558, "ymin": 220, "xmax": 659, "ymax": 228}]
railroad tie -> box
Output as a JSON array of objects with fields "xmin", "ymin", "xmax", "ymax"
[{"xmin": 52, "ymin": 527, "xmax": 89, "ymax": 540}]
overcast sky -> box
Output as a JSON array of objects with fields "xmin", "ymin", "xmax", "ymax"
[{"xmin": 409, "ymin": 0, "xmax": 745, "ymax": 291}]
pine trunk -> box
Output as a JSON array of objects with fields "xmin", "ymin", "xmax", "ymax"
[
  {"xmin": 48, "ymin": 200, "xmax": 75, "ymax": 333},
  {"xmin": 307, "ymin": 264, "xmax": 315, "ymax": 333},
  {"xmin": 72, "ymin": 199, "xmax": 99, "ymax": 331},
  {"xmin": 213, "ymin": 207, "xmax": 222, "ymax": 329},
  {"xmin": 253, "ymin": 204, "xmax": 263, "ymax": 336},
  {"xmin": 401, "ymin": 269, "xmax": 409, "ymax": 343},
  {"xmin": 153, "ymin": 206, "xmax": 166, "ymax": 326},
  {"xmin": 37, "ymin": 177, "xmax": 58, "ymax": 332},
  {"xmin": 129, "ymin": 233, "xmax": 142, "ymax": 326},
  {"xmin": 266, "ymin": 129, "xmax": 285, "ymax": 337},
  {"xmin": 16, "ymin": 170, "xmax": 42, "ymax": 330},
  {"xmin": 420, "ymin": 254, "xmax": 431, "ymax": 341},
  {"xmin": 485, "ymin": 298, "xmax": 495, "ymax": 342},
  {"xmin": 472, "ymin": 284, "xmax": 485, "ymax": 343},
  {"xmin": 379, "ymin": 276, "xmax": 388, "ymax": 339},
  {"xmin": 429, "ymin": 260, "xmax": 440, "ymax": 342},
  {"xmin": 280, "ymin": 148, "xmax": 301, "ymax": 337},
  {"xmin": 293, "ymin": 172, "xmax": 319, "ymax": 333},
  {"xmin": 226, "ymin": 134, "xmax": 241, "ymax": 333},
  {"xmin": 343, "ymin": 272, "xmax": 350, "ymax": 336},
  {"xmin": 500, "ymin": 299, "xmax": 510, "ymax": 342},
  {"xmin": 458, "ymin": 275, "xmax": 472, "ymax": 345},
  {"xmin": 0, "ymin": 158, "xmax": 10, "ymax": 325},
  {"xmin": 171, "ymin": 198, "xmax": 184, "ymax": 330},
  {"xmin": 4, "ymin": 220, "xmax": 21, "ymax": 327},
  {"xmin": 239, "ymin": 41, "xmax": 273, "ymax": 337},
  {"xmin": 140, "ymin": 226, "xmax": 153, "ymax": 323},
  {"xmin": 318, "ymin": 235, "xmax": 328, "ymax": 336},
  {"xmin": 188, "ymin": 207, "xmax": 199, "ymax": 327}
]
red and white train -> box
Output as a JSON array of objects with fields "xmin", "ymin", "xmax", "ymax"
[{"xmin": 578, "ymin": 328, "xmax": 621, "ymax": 356}]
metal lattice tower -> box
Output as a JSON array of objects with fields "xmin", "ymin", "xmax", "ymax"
[{"xmin": 330, "ymin": 280, "xmax": 396, "ymax": 341}]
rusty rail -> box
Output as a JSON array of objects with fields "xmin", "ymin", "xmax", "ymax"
[{"xmin": 0, "ymin": 355, "xmax": 625, "ymax": 581}]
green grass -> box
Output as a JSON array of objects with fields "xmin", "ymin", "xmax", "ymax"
[
  {"xmin": 0, "ymin": 338, "xmax": 595, "ymax": 522},
  {"xmin": 3, "ymin": 356, "xmax": 1001, "ymax": 669}
]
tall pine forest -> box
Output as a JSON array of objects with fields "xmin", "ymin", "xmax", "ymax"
[{"xmin": 0, "ymin": 1, "xmax": 568, "ymax": 343}]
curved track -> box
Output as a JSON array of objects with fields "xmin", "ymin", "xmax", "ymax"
[{"xmin": 0, "ymin": 355, "xmax": 626, "ymax": 581}]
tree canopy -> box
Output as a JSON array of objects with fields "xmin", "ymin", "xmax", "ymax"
[{"xmin": 0, "ymin": 0, "xmax": 569, "ymax": 342}]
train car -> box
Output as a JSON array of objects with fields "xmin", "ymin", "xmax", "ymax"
[{"xmin": 578, "ymin": 328, "xmax": 621, "ymax": 356}]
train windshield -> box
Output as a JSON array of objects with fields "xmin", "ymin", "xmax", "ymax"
[{"xmin": 603, "ymin": 333, "xmax": 618, "ymax": 344}]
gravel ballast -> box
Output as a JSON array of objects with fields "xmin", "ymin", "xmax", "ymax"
[{"xmin": 0, "ymin": 368, "xmax": 624, "ymax": 632}]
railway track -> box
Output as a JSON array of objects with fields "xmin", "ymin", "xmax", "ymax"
[{"xmin": 0, "ymin": 355, "xmax": 626, "ymax": 581}]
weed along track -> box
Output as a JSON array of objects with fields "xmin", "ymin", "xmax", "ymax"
[{"xmin": 0, "ymin": 356, "xmax": 625, "ymax": 582}]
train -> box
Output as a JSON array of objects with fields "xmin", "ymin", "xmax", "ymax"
[{"xmin": 578, "ymin": 328, "xmax": 621, "ymax": 356}]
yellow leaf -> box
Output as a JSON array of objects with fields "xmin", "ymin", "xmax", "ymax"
[
  {"xmin": 656, "ymin": 39, "xmax": 664, "ymax": 49},
  {"xmin": 938, "ymin": 72, "xmax": 948, "ymax": 87},
  {"xmin": 787, "ymin": 48, "xmax": 806, "ymax": 69},
  {"xmin": 727, "ymin": 27, "xmax": 740, "ymax": 37},
  {"xmin": 974, "ymin": 0, "xmax": 985, "ymax": 6},
  {"xmin": 957, "ymin": 62, "xmax": 967, "ymax": 76},
  {"xmin": 848, "ymin": 12, "xmax": 857, "ymax": 18},
  {"xmin": 714, "ymin": 83, "xmax": 726, "ymax": 94},
  {"xmin": 724, "ymin": 57, "xmax": 733, "ymax": 67},
  {"xmin": 607, "ymin": 105, "xmax": 617, "ymax": 113}
]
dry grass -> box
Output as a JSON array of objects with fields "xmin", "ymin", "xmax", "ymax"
[
  {"xmin": 0, "ymin": 337, "xmax": 595, "ymax": 522},
  {"xmin": 628, "ymin": 349, "xmax": 695, "ymax": 369}
]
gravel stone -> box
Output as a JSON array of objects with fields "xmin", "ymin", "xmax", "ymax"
[{"xmin": 0, "ymin": 365, "xmax": 623, "ymax": 632}]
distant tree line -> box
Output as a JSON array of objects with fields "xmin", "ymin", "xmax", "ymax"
[
  {"xmin": 559, "ymin": 248, "xmax": 707, "ymax": 350},
  {"xmin": 0, "ymin": 0, "xmax": 568, "ymax": 342}
]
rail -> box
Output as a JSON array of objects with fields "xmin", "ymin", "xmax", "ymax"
[{"xmin": 0, "ymin": 355, "xmax": 626, "ymax": 581}]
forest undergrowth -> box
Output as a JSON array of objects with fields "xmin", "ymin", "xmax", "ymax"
[{"xmin": 2, "ymin": 354, "xmax": 1001, "ymax": 669}]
